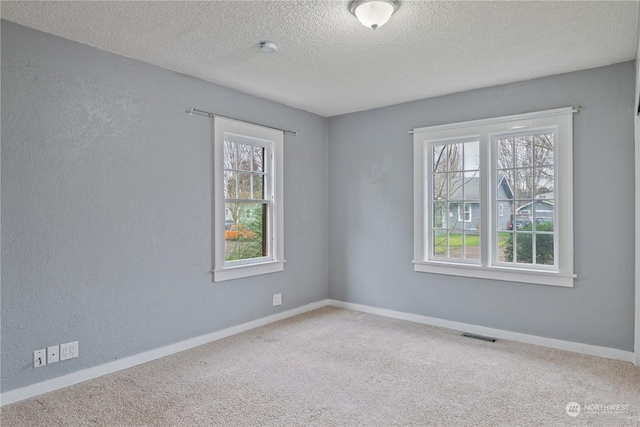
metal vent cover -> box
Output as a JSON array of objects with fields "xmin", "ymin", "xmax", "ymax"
[{"xmin": 462, "ymin": 333, "xmax": 497, "ymax": 342}]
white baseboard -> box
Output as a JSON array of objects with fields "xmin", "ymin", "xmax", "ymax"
[
  {"xmin": 327, "ymin": 300, "xmax": 635, "ymax": 364},
  {"xmin": 3, "ymin": 297, "xmax": 634, "ymax": 406},
  {"xmin": 1, "ymin": 299, "xmax": 330, "ymax": 406}
]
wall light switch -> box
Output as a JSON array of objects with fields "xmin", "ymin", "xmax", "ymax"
[{"xmin": 47, "ymin": 345, "xmax": 60, "ymax": 363}]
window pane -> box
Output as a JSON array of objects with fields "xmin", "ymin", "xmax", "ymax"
[
  {"xmin": 225, "ymin": 202, "xmax": 239, "ymax": 226},
  {"xmin": 224, "ymin": 171, "xmax": 237, "ymax": 199},
  {"xmin": 496, "ymin": 138, "xmax": 513, "ymax": 170},
  {"xmin": 253, "ymin": 146, "xmax": 264, "ymax": 172},
  {"xmin": 536, "ymin": 234, "xmax": 554, "ymax": 265},
  {"xmin": 433, "ymin": 145, "xmax": 447, "ymax": 173},
  {"xmin": 497, "ymin": 172, "xmax": 514, "ymax": 200},
  {"xmin": 463, "ymin": 203, "xmax": 477, "ymax": 230},
  {"xmin": 433, "ymin": 173, "xmax": 447, "ymax": 200},
  {"xmin": 433, "ymin": 231, "xmax": 448, "ymax": 257},
  {"xmin": 224, "ymin": 141, "xmax": 236, "ymax": 170},
  {"xmin": 464, "ymin": 141, "xmax": 480, "ymax": 170},
  {"xmin": 463, "ymin": 175, "xmax": 480, "ymax": 201},
  {"xmin": 253, "ymin": 174, "xmax": 264, "ymax": 199},
  {"xmin": 535, "ymin": 217, "xmax": 554, "ymax": 232},
  {"xmin": 238, "ymin": 173, "xmax": 251, "ymax": 199},
  {"xmin": 497, "ymin": 203, "xmax": 511, "ymax": 231},
  {"xmin": 514, "ymin": 168, "xmax": 533, "ymax": 199},
  {"xmin": 447, "ymin": 144, "xmax": 464, "ymax": 172},
  {"xmin": 456, "ymin": 204, "xmax": 464, "ymax": 223},
  {"xmin": 433, "ymin": 202, "xmax": 448, "ymax": 229},
  {"xmin": 450, "ymin": 204, "xmax": 462, "ymax": 230},
  {"xmin": 515, "ymin": 233, "xmax": 533, "ymax": 264},
  {"xmin": 225, "ymin": 202, "xmax": 267, "ymax": 261},
  {"xmin": 448, "ymin": 232, "xmax": 463, "ymax": 259},
  {"xmin": 448, "ymin": 172, "xmax": 464, "ymax": 201},
  {"xmin": 535, "ymin": 166, "xmax": 554, "ymax": 197},
  {"xmin": 498, "ymin": 232, "xmax": 512, "ymax": 262},
  {"xmin": 238, "ymin": 144, "xmax": 252, "ymax": 171},
  {"xmin": 534, "ymin": 134, "xmax": 554, "ymax": 167},
  {"xmin": 515, "ymin": 136, "xmax": 532, "ymax": 168},
  {"xmin": 464, "ymin": 232, "xmax": 480, "ymax": 261},
  {"xmin": 513, "ymin": 201, "xmax": 533, "ymax": 229}
]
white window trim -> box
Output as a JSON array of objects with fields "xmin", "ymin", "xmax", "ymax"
[
  {"xmin": 413, "ymin": 107, "xmax": 575, "ymax": 287},
  {"xmin": 213, "ymin": 117, "xmax": 285, "ymax": 282}
]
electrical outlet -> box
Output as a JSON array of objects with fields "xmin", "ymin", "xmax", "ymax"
[
  {"xmin": 47, "ymin": 345, "xmax": 59, "ymax": 364},
  {"xmin": 60, "ymin": 341, "xmax": 78, "ymax": 360},
  {"xmin": 34, "ymin": 349, "xmax": 46, "ymax": 368},
  {"xmin": 60, "ymin": 342, "xmax": 70, "ymax": 360},
  {"xmin": 69, "ymin": 341, "xmax": 78, "ymax": 358},
  {"xmin": 272, "ymin": 293, "xmax": 282, "ymax": 306}
]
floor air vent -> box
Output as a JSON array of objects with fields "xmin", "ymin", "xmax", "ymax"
[{"xmin": 462, "ymin": 333, "xmax": 496, "ymax": 342}]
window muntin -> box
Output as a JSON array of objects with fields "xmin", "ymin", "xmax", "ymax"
[
  {"xmin": 413, "ymin": 107, "xmax": 575, "ymax": 287},
  {"xmin": 213, "ymin": 117, "xmax": 284, "ymax": 282}
]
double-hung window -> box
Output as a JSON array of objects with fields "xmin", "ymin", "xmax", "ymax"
[
  {"xmin": 413, "ymin": 108, "xmax": 575, "ymax": 287},
  {"xmin": 213, "ymin": 117, "xmax": 284, "ymax": 282}
]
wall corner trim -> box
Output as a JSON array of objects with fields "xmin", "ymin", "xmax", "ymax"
[{"xmin": 0, "ymin": 299, "xmax": 331, "ymax": 406}]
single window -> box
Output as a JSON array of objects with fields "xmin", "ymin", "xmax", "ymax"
[
  {"xmin": 413, "ymin": 108, "xmax": 575, "ymax": 287},
  {"xmin": 457, "ymin": 203, "xmax": 473, "ymax": 222},
  {"xmin": 213, "ymin": 117, "xmax": 284, "ymax": 282}
]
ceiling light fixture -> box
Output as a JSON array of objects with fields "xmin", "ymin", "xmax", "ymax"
[{"xmin": 349, "ymin": 0, "xmax": 399, "ymax": 30}]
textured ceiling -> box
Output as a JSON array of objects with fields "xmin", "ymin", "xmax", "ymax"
[{"xmin": 1, "ymin": 1, "xmax": 638, "ymax": 117}]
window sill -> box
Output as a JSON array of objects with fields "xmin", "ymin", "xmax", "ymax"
[
  {"xmin": 213, "ymin": 260, "xmax": 285, "ymax": 282},
  {"xmin": 413, "ymin": 261, "xmax": 575, "ymax": 287}
]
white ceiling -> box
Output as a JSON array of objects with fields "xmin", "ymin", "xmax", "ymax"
[{"xmin": 1, "ymin": 1, "xmax": 638, "ymax": 117}]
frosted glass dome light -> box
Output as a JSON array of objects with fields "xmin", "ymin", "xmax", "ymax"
[{"xmin": 349, "ymin": 0, "xmax": 399, "ymax": 30}]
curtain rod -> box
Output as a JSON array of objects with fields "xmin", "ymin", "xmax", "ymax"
[
  {"xmin": 407, "ymin": 105, "xmax": 582, "ymax": 135},
  {"xmin": 186, "ymin": 108, "xmax": 297, "ymax": 136}
]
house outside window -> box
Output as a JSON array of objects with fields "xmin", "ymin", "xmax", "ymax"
[
  {"xmin": 213, "ymin": 117, "xmax": 284, "ymax": 282},
  {"xmin": 413, "ymin": 108, "xmax": 575, "ymax": 287}
]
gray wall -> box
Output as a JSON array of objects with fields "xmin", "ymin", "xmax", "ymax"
[
  {"xmin": 1, "ymin": 21, "xmax": 328, "ymax": 392},
  {"xmin": 328, "ymin": 62, "xmax": 636, "ymax": 352}
]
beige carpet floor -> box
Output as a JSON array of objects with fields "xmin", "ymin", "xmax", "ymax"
[{"xmin": 2, "ymin": 306, "xmax": 639, "ymax": 426}]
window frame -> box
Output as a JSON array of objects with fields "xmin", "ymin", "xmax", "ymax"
[
  {"xmin": 213, "ymin": 117, "xmax": 285, "ymax": 282},
  {"xmin": 413, "ymin": 107, "xmax": 575, "ymax": 287}
]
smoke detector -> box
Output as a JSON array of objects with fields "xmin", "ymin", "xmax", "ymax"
[{"xmin": 259, "ymin": 41, "xmax": 277, "ymax": 53}]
